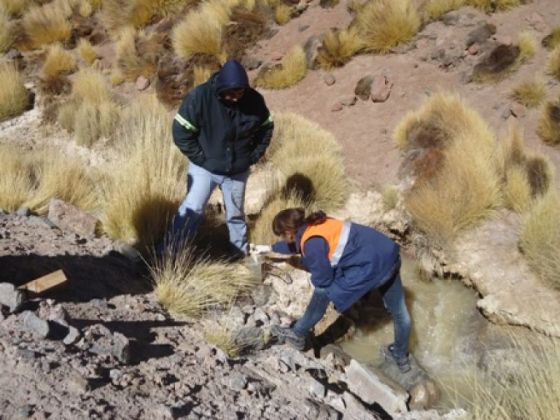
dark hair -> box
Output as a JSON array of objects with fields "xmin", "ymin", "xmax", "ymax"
[{"xmin": 272, "ymin": 208, "xmax": 327, "ymax": 236}]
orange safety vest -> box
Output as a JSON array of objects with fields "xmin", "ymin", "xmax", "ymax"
[{"xmin": 300, "ymin": 218, "xmax": 352, "ymax": 266}]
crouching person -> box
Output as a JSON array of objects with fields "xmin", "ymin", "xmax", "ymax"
[{"xmin": 270, "ymin": 208, "xmax": 413, "ymax": 373}]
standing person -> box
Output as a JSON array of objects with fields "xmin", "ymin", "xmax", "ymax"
[
  {"xmin": 164, "ymin": 59, "xmax": 274, "ymax": 257},
  {"xmin": 269, "ymin": 208, "xmax": 413, "ymax": 373}
]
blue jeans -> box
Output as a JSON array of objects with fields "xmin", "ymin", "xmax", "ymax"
[
  {"xmin": 378, "ymin": 260, "xmax": 411, "ymax": 361},
  {"xmin": 292, "ymin": 261, "xmax": 411, "ymax": 361},
  {"xmin": 167, "ymin": 162, "xmax": 250, "ymax": 255}
]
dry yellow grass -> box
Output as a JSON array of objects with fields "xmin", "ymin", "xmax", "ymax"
[
  {"xmin": 253, "ymin": 45, "xmax": 307, "ymax": 89},
  {"xmin": 510, "ymin": 77, "xmax": 546, "ymax": 108},
  {"xmin": 542, "ymin": 27, "xmax": 560, "ymax": 51},
  {"xmin": 41, "ymin": 43, "xmax": 76, "ymax": 80},
  {"xmin": 519, "ymin": 190, "xmax": 560, "ymax": 290},
  {"xmin": 22, "ymin": 1, "xmax": 72, "ymax": 49},
  {"xmin": 467, "ymin": 0, "xmax": 521, "ymax": 11},
  {"xmin": 77, "ymin": 38, "xmax": 98, "ymax": 65},
  {"xmin": 274, "ymin": 3, "xmax": 290, "ymax": 25},
  {"xmin": 72, "ymin": 68, "xmax": 112, "ymax": 104},
  {"xmin": 203, "ymin": 319, "xmax": 243, "ymax": 357},
  {"xmin": 536, "ymin": 98, "xmax": 560, "ymax": 145},
  {"xmin": 0, "ymin": 144, "xmax": 34, "ymax": 211},
  {"xmin": 56, "ymin": 100, "xmax": 78, "ymax": 131},
  {"xmin": 0, "ymin": 62, "xmax": 29, "ymax": 122},
  {"xmin": 101, "ymin": 95, "xmax": 186, "ymax": 250},
  {"xmin": 102, "ymin": 0, "xmax": 187, "ymax": 32},
  {"xmin": 115, "ymin": 28, "xmax": 158, "ymax": 81},
  {"xmin": 422, "ymin": 0, "xmax": 465, "ymax": 21},
  {"xmin": 518, "ymin": 31, "xmax": 536, "ymax": 63},
  {"xmin": 78, "ymin": 0, "xmax": 93, "ymax": 16},
  {"xmin": 151, "ymin": 246, "xmax": 257, "ymax": 317},
  {"xmin": 74, "ymin": 100, "xmax": 121, "ymax": 146},
  {"xmin": 465, "ymin": 331, "xmax": 560, "ymax": 419},
  {"xmin": 267, "ymin": 112, "xmax": 342, "ymax": 165},
  {"xmin": 0, "ymin": 6, "xmax": 14, "ymax": 52},
  {"xmin": 0, "ymin": 0, "xmax": 31, "ymax": 16},
  {"xmin": 317, "ymin": 26, "xmax": 364, "ymax": 69},
  {"xmin": 395, "ymin": 93, "xmax": 500, "ymax": 242},
  {"xmin": 193, "ymin": 65, "xmax": 213, "ymax": 86},
  {"xmin": 172, "ymin": 1, "xmax": 232, "ymax": 61},
  {"xmin": 354, "ymin": 0, "xmax": 420, "ymax": 53},
  {"xmin": 503, "ymin": 166, "xmax": 532, "ymax": 212},
  {"xmin": 547, "ymin": 45, "xmax": 560, "ymax": 81},
  {"xmin": 110, "ymin": 68, "xmax": 126, "ymax": 86}
]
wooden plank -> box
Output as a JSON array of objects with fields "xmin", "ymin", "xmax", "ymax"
[{"xmin": 18, "ymin": 270, "xmax": 68, "ymax": 294}]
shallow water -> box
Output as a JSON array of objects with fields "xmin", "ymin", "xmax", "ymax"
[{"xmin": 339, "ymin": 254, "xmax": 488, "ymax": 408}]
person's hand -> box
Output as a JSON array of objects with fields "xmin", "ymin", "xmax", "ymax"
[{"xmin": 250, "ymin": 243, "xmax": 272, "ymax": 254}]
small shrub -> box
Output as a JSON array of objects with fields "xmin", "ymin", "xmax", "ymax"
[
  {"xmin": 172, "ymin": 2, "xmax": 230, "ymax": 61},
  {"xmin": 77, "ymin": 38, "xmax": 98, "ymax": 65},
  {"xmin": 0, "ymin": 144, "xmax": 34, "ymax": 211},
  {"xmin": 151, "ymin": 246, "xmax": 256, "ymax": 317},
  {"xmin": 274, "ymin": 3, "xmax": 290, "ymax": 25},
  {"xmin": 422, "ymin": 0, "xmax": 465, "ymax": 21},
  {"xmin": 115, "ymin": 28, "xmax": 158, "ymax": 81},
  {"xmin": 22, "ymin": 2, "xmax": 72, "ymax": 49},
  {"xmin": 317, "ymin": 26, "xmax": 364, "ymax": 69},
  {"xmin": 253, "ymin": 45, "xmax": 307, "ymax": 89},
  {"xmin": 101, "ymin": 95, "xmax": 186, "ymax": 250},
  {"xmin": 520, "ymin": 190, "xmax": 560, "ymax": 290},
  {"xmin": 518, "ymin": 31, "xmax": 536, "ymax": 63},
  {"xmin": 547, "ymin": 45, "xmax": 560, "ymax": 81},
  {"xmin": 0, "ymin": 62, "xmax": 29, "ymax": 121},
  {"xmin": 510, "ymin": 77, "xmax": 545, "ymax": 108},
  {"xmin": 354, "ymin": 0, "xmax": 421, "ymax": 53},
  {"xmin": 536, "ymin": 98, "xmax": 560, "ymax": 144},
  {"xmin": 542, "ymin": 27, "xmax": 560, "ymax": 51},
  {"xmin": 41, "ymin": 43, "xmax": 76, "ymax": 80},
  {"xmin": 0, "ymin": 6, "xmax": 14, "ymax": 52}
]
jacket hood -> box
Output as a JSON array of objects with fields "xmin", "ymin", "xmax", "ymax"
[{"xmin": 215, "ymin": 60, "xmax": 249, "ymax": 94}]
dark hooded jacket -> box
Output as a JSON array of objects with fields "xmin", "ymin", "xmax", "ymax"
[{"xmin": 172, "ymin": 60, "xmax": 274, "ymax": 175}]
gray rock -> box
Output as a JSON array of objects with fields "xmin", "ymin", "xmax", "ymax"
[
  {"xmin": 371, "ymin": 75, "xmax": 393, "ymax": 102},
  {"xmin": 47, "ymin": 199, "xmax": 99, "ymax": 237},
  {"xmin": 355, "ymin": 76, "xmax": 373, "ymax": 101},
  {"xmin": 153, "ymin": 404, "xmax": 181, "ymax": 419},
  {"xmin": 304, "ymin": 36, "xmax": 322, "ymax": 69},
  {"xmin": 22, "ymin": 311, "xmax": 50, "ymax": 338},
  {"xmin": 241, "ymin": 56, "xmax": 262, "ymax": 71},
  {"xmin": 63, "ymin": 326, "xmax": 81, "ymax": 345},
  {"xmin": 340, "ymin": 96, "xmax": 357, "ymax": 107},
  {"xmin": 251, "ymin": 285, "xmax": 272, "ymax": 306},
  {"xmin": 466, "ymin": 22, "xmax": 496, "ymax": 47},
  {"xmin": 28, "ymin": 216, "xmax": 57, "ymax": 228},
  {"xmin": 112, "ymin": 332, "xmax": 131, "ymax": 364},
  {"xmin": 88, "ymin": 326, "xmax": 131, "ymax": 364},
  {"xmin": 67, "ymin": 369, "xmax": 91, "ymax": 394},
  {"xmin": 228, "ymin": 373, "xmax": 248, "ymax": 391},
  {"xmin": 15, "ymin": 404, "xmax": 34, "ymax": 419},
  {"xmin": 0, "ymin": 282, "xmax": 26, "ymax": 313},
  {"xmin": 309, "ymin": 379, "xmax": 326, "ymax": 398},
  {"xmin": 323, "ymin": 73, "xmax": 336, "ymax": 86},
  {"xmin": 345, "ymin": 359, "xmax": 408, "ymax": 417},
  {"xmin": 16, "ymin": 348, "xmax": 37, "ymax": 361},
  {"xmin": 112, "ymin": 241, "xmax": 142, "ymax": 263},
  {"xmin": 16, "ymin": 207, "xmax": 30, "ymax": 217},
  {"xmin": 233, "ymin": 326, "xmax": 265, "ymax": 352}
]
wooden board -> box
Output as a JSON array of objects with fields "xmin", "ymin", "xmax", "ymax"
[{"xmin": 19, "ymin": 270, "xmax": 68, "ymax": 294}]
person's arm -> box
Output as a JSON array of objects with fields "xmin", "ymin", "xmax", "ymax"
[
  {"xmin": 250, "ymin": 97, "xmax": 274, "ymax": 164},
  {"xmin": 302, "ymin": 237, "xmax": 335, "ymax": 288},
  {"xmin": 172, "ymin": 92, "xmax": 205, "ymax": 166},
  {"xmin": 271, "ymin": 240, "xmax": 297, "ymax": 254}
]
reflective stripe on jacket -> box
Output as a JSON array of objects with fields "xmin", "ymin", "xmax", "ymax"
[{"xmin": 300, "ymin": 218, "xmax": 352, "ymax": 267}]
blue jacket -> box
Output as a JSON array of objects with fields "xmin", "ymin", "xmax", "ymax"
[
  {"xmin": 172, "ymin": 60, "xmax": 274, "ymax": 175},
  {"xmin": 272, "ymin": 222, "xmax": 400, "ymax": 312}
]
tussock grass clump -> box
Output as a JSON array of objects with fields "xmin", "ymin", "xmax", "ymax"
[
  {"xmin": 503, "ymin": 166, "xmax": 532, "ymax": 213},
  {"xmin": 74, "ymin": 100, "xmax": 120, "ymax": 146},
  {"xmin": 0, "ymin": 6, "xmax": 14, "ymax": 52},
  {"xmin": 22, "ymin": 1, "xmax": 73, "ymax": 49},
  {"xmin": 0, "ymin": 62, "xmax": 29, "ymax": 121},
  {"xmin": 253, "ymin": 45, "xmax": 307, "ymax": 89},
  {"xmin": 547, "ymin": 45, "xmax": 560, "ymax": 81},
  {"xmin": 422, "ymin": 0, "xmax": 465, "ymax": 21},
  {"xmin": 0, "ymin": 0, "xmax": 31, "ymax": 16},
  {"xmin": 510, "ymin": 77, "xmax": 546, "ymax": 108},
  {"xmin": 274, "ymin": 3, "xmax": 291, "ymax": 25},
  {"xmin": 115, "ymin": 28, "xmax": 158, "ymax": 81},
  {"xmin": 520, "ymin": 190, "xmax": 560, "ymax": 290},
  {"xmin": 542, "ymin": 27, "xmax": 560, "ymax": 51},
  {"xmin": 203, "ymin": 319, "xmax": 243, "ymax": 357},
  {"xmin": 353, "ymin": 0, "xmax": 421, "ymax": 53},
  {"xmin": 77, "ymin": 38, "xmax": 98, "ymax": 65},
  {"xmin": 72, "ymin": 67, "xmax": 112, "ymax": 104},
  {"xmin": 467, "ymin": 0, "xmax": 522, "ymax": 12},
  {"xmin": 395, "ymin": 93, "xmax": 500, "ymax": 242},
  {"xmin": 317, "ymin": 27, "xmax": 364, "ymax": 69},
  {"xmin": 41, "ymin": 43, "xmax": 76, "ymax": 80},
  {"xmin": 151, "ymin": 246, "xmax": 256, "ymax": 317},
  {"xmin": 518, "ymin": 31, "xmax": 537, "ymax": 63},
  {"xmin": 467, "ymin": 332, "xmax": 560, "ymax": 419},
  {"xmin": 0, "ymin": 144, "xmax": 34, "ymax": 211},
  {"xmin": 101, "ymin": 95, "xmax": 186, "ymax": 250},
  {"xmin": 536, "ymin": 98, "xmax": 560, "ymax": 145},
  {"xmin": 472, "ymin": 44, "xmax": 521, "ymax": 83}
]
